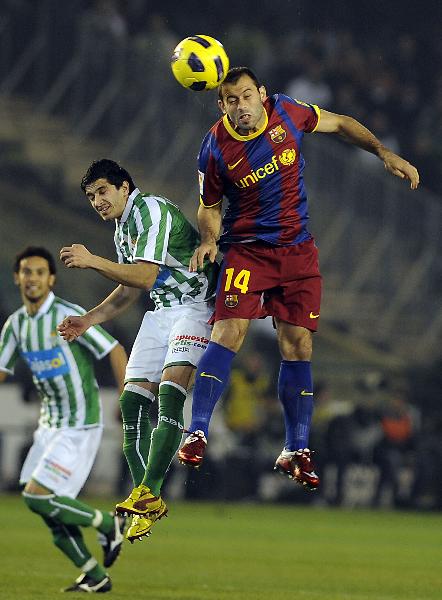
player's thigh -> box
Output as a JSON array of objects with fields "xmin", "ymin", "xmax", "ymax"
[
  {"xmin": 214, "ymin": 244, "xmax": 277, "ymax": 321},
  {"xmin": 266, "ymin": 241, "xmax": 322, "ymax": 330},
  {"xmin": 20, "ymin": 426, "xmax": 50, "ymax": 488},
  {"xmin": 165, "ymin": 302, "xmax": 212, "ymax": 372},
  {"xmin": 24, "ymin": 426, "xmax": 103, "ymax": 498},
  {"xmin": 125, "ymin": 310, "xmax": 169, "ymax": 383}
]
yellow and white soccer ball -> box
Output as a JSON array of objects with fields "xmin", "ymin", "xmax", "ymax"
[{"xmin": 171, "ymin": 35, "xmax": 229, "ymax": 91}]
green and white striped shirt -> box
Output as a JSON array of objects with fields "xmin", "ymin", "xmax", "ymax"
[
  {"xmin": 0, "ymin": 292, "xmax": 118, "ymax": 429},
  {"xmin": 115, "ymin": 188, "xmax": 218, "ymax": 309}
]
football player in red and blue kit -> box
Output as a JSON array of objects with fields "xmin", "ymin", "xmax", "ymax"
[{"xmin": 179, "ymin": 67, "xmax": 420, "ymax": 490}]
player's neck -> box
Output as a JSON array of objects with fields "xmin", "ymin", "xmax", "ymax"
[{"xmin": 23, "ymin": 293, "xmax": 50, "ymax": 316}]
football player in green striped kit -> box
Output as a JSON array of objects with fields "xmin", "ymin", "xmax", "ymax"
[
  {"xmin": 0, "ymin": 246, "xmax": 128, "ymax": 593},
  {"xmin": 58, "ymin": 159, "xmax": 218, "ymax": 543}
]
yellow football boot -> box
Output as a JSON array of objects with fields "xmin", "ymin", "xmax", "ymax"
[
  {"xmin": 115, "ymin": 484, "xmax": 168, "ymax": 518},
  {"xmin": 126, "ymin": 515, "xmax": 152, "ymax": 543}
]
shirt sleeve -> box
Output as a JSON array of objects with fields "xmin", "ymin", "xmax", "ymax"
[
  {"xmin": 198, "ymin": 132, "xmax": 224, "ymax": 208},
  {"xmin": 57, "ymin": 302, "xmax": 118, "ymax": 360},
  {"xmin": 0, "ymin": 317, "xmax": 19, "ymax": 375},
  {"xmin": 78, "ymin": 324, "xmax": 118, "ymax": 360},
  {"xmin": 282, "ymin": 95, "xmax": 320, "ymax": 133}
]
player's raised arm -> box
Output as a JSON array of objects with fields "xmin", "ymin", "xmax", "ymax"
[
  {"xmin": 189, "ymin": 204, "xmax": 222, "ymax": 272},
  {"xmin": 60, "ymin": 244, "xmax": 159, "ymax": 289},
  {"xmin": 316, "ymin": 109, "xmax": 420, "ymax": 189},
  {"xmin": 58, "ymin": 284, "xmax": 140, "ymax": 341}
]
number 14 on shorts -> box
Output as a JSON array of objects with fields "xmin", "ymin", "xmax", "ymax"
[{"xmin": 224, "ymin": 268, "xmax": 250, "ymax": 294}]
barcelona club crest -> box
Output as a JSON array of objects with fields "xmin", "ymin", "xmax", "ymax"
[
  {"xmin": 225, "ymin": 294, "xmax": 239, "ymax": 308},
  {"xmin": 269, "ymin": 124, "xmax": 286, "ymax": 143}
]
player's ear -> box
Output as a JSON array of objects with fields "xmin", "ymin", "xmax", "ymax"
[
  {"xmin": 13, "ymin": 272, "xmax": 19, "ymax": 286},
  {"xmin": 259, "ymin": 85, "xmax": 267, "ymax": 102},
  {"xmin": 49, "ymin": 274, "xmax": 56, "ymax": 289},
  {"xmin": 218, "ymin": 99, "xmax": 226, "ymax": 114}
]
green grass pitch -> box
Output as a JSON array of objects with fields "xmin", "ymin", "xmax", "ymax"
[{"xmin": 1, "ymin": 493, "xmax": 441, "ymax": 599}]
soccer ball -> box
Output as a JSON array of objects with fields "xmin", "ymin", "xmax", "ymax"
[{"xmin": 171, "ymin": 35, "xmax": 229, "ymax": 91}]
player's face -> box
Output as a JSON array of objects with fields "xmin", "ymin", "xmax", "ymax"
[
  {"xmin": 218, "ymin": 74, "xmax": 267, "ymax": 134},
  {"xmin": 85, "ymin": 178, "xmax": 129, "ymax": 221},
  {"xmin": 14, "ymin": 256, "xmax": 55, "ymax": 305}
]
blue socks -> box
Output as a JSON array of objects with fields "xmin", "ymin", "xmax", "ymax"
[
  {"xmin": 189, "ymin": 341, "xmax": 236, "ymax": 437},
  {"xmin": 278, "ymin": 360, "xmax": 314, "ymax": 451},
  {"xmin": 190, "ymin": 348, "xmax": 313, "ymax": 450}
]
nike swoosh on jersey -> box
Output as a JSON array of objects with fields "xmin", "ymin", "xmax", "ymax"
[
  {"xmin": 301, "ymin": 390, "xmax": 314, "ymax": 396},
  {"xmin": 227, "ymin": 157, "xmax": 244, "ymax": 170},
  {"xmin": 200, "ymin": 372, "xmax": 223, "ymax": 383},
  {"xmin": 309, "ymin": 312, "xmax": 320, "ymax": 319}
]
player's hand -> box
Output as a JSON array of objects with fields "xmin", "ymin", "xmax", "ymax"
[
  {"xmin": 381, "ymin": 151, "xmax": 420, "ymax": 190},
  {"xmin": 57, "ymin": 315, "xmax": 91, "ymax": 341},
  {"xmin": 189, "ymin": 241, "xmax": 217, "ymax": 272},
  {"xmin": 60, "ymin": 244, "xmax": 95, "ymax": 269}
]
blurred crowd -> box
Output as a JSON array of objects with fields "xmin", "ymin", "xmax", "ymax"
[
  {"xmin": 76, "ymin": 0, "xmax": 442, "ymax": 193},
  {"xmin": 2, "ymin": 320, "xmax": 441, "ymax": 510},
  {"xmin": 1, "ymin": 1, "xmax": 440, "ymax": 509},
  {"xmin": 179, "ymin": 352, "xmax": 442, "ymax": 511},
  {"xmin": 2, "ymin": 0, "xmax": 440, "ymax": 192}
]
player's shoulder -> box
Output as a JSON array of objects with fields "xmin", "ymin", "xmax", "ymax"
[
  {"xmin": 135, "ymin": 191, "xmax": 171, "ymax": 211},
  {"xmin": 1, "ymin": 307, "xmax": 23, "ymax": 331},
  {"xmin": 53, "ymin": 296, "xmax": 86, "ymax": 317},
  {"xmin": 199, "ymin": 117, "xmax": 229, "ymax": 164},
  {"xmin": 204, "ymin": 116, "xmax": 226, "ymax": 145},
  {"xmin": 272, "ymin": 93, "xmax": 315, "ymax": 111},
  {"xmin": 137, "ymin": 192, "xmax": 184, "ymax": 221}
]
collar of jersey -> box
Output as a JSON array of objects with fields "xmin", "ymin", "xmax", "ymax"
[
  {"xmin": 119, "ymin": 187, "xmax": 141, "ymax": 224},
  {"xmin": 223, "ymin": 109, "xmax": 269, "ymax": 141},
  {"xmin": 26, "ymin": 291, "xmax": 55, "ymax": 318}
]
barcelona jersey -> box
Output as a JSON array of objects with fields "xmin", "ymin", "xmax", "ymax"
[{"xmin": 198, "ymin": 94, "xmax": 320, "ymax": 248}]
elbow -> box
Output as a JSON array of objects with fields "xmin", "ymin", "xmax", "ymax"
[{"xmin": 144, "ymin": 275, "xmax": 157, "ymax": 291}]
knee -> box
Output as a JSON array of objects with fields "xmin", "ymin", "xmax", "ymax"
[{"xmin": 22, "ymin": 490, "xmax": 44, "ymax": 515}]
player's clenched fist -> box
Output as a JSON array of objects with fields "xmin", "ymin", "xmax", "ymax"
[{"xmin": 60, "ymin": 244, "xmax": 95, "ymax": 269}]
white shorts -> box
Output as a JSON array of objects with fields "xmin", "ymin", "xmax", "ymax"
[
  {"xmin": 19, "ymin": 425, "xmax": 103, "ymax": 498},
  {"xmin": 125, "ymin": 302, "xmax": 212, "ymax": 383}
]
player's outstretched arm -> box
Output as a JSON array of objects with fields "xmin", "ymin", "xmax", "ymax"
[
  {"xmin": 58, "ymin": 285, "xmax": 140, "ymax": 341},
  {"xmin": 316, "ymin": 109, "xmax": 420, "ymax": 190},
  {"xmin": 189, "ymin": 204, "xmax": 222, "ymax": 272},
  {"xmin": 60, "ymin": 244, "xmax": 159, "ymax": 288}
]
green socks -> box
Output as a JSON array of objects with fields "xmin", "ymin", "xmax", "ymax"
[
  {"xmin": 142, "ymin": 381, "xmax": 186, "ymax": 496},
  {"xmin": 23, "ymin": 492, "xmax": 113, "ymax": 533},
  {"xmin": 120, "ymin": 384, "xmax": 155, "ymax": 486},
  {"xmin": 41, "ymin": 515, "xmax": 106, "ymax": 580}
]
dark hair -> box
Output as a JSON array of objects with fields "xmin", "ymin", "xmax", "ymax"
[
  {"xmin": 218, "ymin": 67, "xmax": 262, "ymax": 100},
  {"xmin": 14, "ymin": 246, "xmax": 57, "ymax": 275},
  {"xmin": 81, "ymin": 159, "xmax": 135, "ymax": 194}
]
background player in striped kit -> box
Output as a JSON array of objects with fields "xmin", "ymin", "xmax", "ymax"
[
  {"xmin": 0, "ymin": 246, "xmax": 128, "ymax": 593},
  {"xmin": 178, "ymin": 67, "xmax": 420, "ymax": 489},
  {"xmin": 58, "ymin": 159, "xmax": 218, "ymax": 542}
]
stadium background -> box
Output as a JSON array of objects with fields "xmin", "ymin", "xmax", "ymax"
[{"xmin": 1, "ymin": 0, "xmax": 441, "ymax": 517}]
